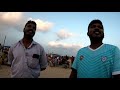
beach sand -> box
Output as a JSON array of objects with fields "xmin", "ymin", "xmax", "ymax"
[{"xmin": 0, "ymin": 65, "xmax": 71, "ymax": 78}]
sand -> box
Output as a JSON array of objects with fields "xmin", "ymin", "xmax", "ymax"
[{"xmin": 0, "ymin": 65, "xmax": 71, "ymax": 78}]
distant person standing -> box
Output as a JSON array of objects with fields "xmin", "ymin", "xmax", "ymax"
[
  {"xmin": 8, "ymin": 20, "xmax": 48, "ymax": 78},
  {"xmin": 70, "ymin": 19, "xmax": 120, "ymax": 78},
  {"xmin": 71, "ymin": 56, "xmax": 74, "ymax": 64},
  {"xmin": 0, "ymin": 43, "xmax": 2, "ymax": 52}
]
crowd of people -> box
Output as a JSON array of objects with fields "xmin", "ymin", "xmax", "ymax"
[
  {"xmin": 47, "ymin": 54, "xmax": 75, "ymax": 69},
  {"xmin": 0, "ymin": 44, "xmax": 10, "ymax": 68}
]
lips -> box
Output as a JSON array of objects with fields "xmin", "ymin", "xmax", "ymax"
[
  {"xmin": 94, "ymin": 31, "xmax": 101, "ymax": 34},
  {"xmin": 25, "ymin": 29, "xmax": 35, "ymax": 36},
  {"xmin": 26, "ymin": 29, "xmax": 34, "ymax": 34},
  {"xmin": 93, "ymin": 29, "xmax": 101, "ymax": 35},
  {"xmin": 28, "ymin": 30, "xmax": 33, "ymax": 33}
]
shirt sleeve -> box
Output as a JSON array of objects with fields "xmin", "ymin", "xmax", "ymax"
[
  {"xmin": 112, "ymin": 46, "xmax": 120, "ymax": 75},
  {"xmin": 71, "ymin": 51, "xmax": 79, "ymax": 70},
  {"xmin": 39, "ymin": 48, "xmax": 48, "ymax": 69},
  {"xmin": 8, "ymin": 47, "xmax": 14, "ymax": 65}
]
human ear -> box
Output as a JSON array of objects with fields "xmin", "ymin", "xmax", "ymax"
[
  {"xmin": 23, "ymin": 28, "xmax": 25, "ymax": 32},
  {"xmin": 87, "ymin": 32, "xmax": 89, "ymax": 36}
]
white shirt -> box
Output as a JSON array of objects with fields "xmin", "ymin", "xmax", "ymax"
[{"xmin": 8, "ymin": 39, "xmax": 48, "ymax": 78}]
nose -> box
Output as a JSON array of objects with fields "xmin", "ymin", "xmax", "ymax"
[
  {"xmin": 94, "ymin": 26, "xmax": 100, "ymax": 29},
  {"xmin": 94, "ymin": 29, "xmax": 99, "ymax": 31},
  {"xmin": 28, "ymin": 27, "xmax": 35, "ymax": 32},
  {"xmin": 29, "ymin": 26, "xmax": 34, "ymax": 30}
]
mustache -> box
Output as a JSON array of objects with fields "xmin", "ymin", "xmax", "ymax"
[
  {"xmin": 93, "ymin": 29, "xmax": 101, "ymax": 33},
  {"xmin": 26, "ymin": 29, "xmax": 35, "ymax": 33},
  {"xmin": 28, "ymin": 29, "xmax": 33, "ymax": 31}
]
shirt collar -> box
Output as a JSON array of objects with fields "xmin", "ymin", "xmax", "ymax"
[
  {"xmin": 19, "ymin": 39, "xmax": 37, "ymax": 47},
  {"xmin": 88, "ymin": 43, "xmax": 104, "ymax": 51}
]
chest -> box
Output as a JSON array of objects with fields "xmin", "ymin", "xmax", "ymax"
[
  {"xmin": 12, "ymin": 45, "xmax": 41, "ymax": 58},
  {"xmin": 77, "ymin": 50, "xmax": 114, "ymax": 69}
]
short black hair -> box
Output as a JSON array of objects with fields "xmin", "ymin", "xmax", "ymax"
[
  {"xmin": 25, "ymin": 20, "xmax": 37, "ymax": 29},
  {"xmin": 88, "ymin": 19, "xmax": 104, "ymax": 31}
]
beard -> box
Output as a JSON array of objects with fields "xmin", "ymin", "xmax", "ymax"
[
  {"xmin": 89, "ymin": 35, "xmax": 104, "ymax": 42},
  {"xmin": 24, "ymin": 32, "xmax": 35, "ymax": 39}
]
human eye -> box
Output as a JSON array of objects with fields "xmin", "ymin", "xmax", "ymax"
[
  {"xmin": 90, "ymin": 25, "xmax": 96, "ymax": 28},
  {"xmin": 98, "ymin": 25, "xmax": 103, "ymax": 29}
]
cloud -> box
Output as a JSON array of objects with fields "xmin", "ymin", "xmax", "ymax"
[
  {"xmin": 0, "ymin": 13, "xmax": 54, "ymax": 33},
  {"xmin": 48, "ymin": 41, "xmax": 82, "ymax": 56},
  {"xmin": 0, "ymin": 12, "xmax": 25, "ymax": 31},
  {"xmin": 56, "ymin": 29, "xmax": 74, "ymax": 40},
  {"xmin": 28, "ymin": 18, "xmax": 54, "ymax": 32},
  {"xmin": 0, "ymin": 12, "xmax": 23, "ymax": 24},
  {"xmin": 48, "ymin": 41, "xmax": 82, "ymax": 49}
]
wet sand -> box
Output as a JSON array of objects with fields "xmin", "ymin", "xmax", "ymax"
[{"xmin": 0, "ymin": 65, "xmax": 71, "ymax": 78}]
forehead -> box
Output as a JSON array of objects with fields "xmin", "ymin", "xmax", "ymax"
[
  {"xmin": 90, "ymin": 23, "xmax": 102, "ymax": 26},
  {"xmin": 25, "ymin": 23, "xmax": 36, "ymax": 27}
]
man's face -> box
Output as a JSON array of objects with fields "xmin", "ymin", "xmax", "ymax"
[
  {"xmin": 24, "ymin": 23, "xmax": 36, "ymax": 38},
  {"xmin": 87, "ymin": 23, "xmax": 104, "ymax": 39}
]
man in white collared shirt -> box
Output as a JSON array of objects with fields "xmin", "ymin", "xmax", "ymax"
[{"xmin": 8, "ymin": 20, "xmax": 48, "ymax": 78}]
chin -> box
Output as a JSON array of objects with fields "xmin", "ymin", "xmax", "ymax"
[
  {"xmin": 90, "ymin": 36, "xmax": 104, "ymax": 40},
  {"xmin": 26, "ymin": 35, "xmax": 34, "ymax": 39},
  {"xmin": 93, "ymin": 34, "xmax": 104, "ymax": 38}
]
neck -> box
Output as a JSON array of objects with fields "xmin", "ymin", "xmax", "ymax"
[
  {"xmin": 23, "ymin": 36, "xmax": 33, "ymax": 42},
  {"xmin": 23, "ymin": 35, "xmax": 33, "ymax": 41},
  {"xmin": 22, "ymin": 37, "xmax": 33, "ymax": 48},
  {"xmin": 90, "ymin": 40, "xmax": 103, "ymax": 50}
]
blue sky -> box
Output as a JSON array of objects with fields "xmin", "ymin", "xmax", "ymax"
[{"xmin": 0, "ymin": 12, "xmax": 120, "ymax": 56}]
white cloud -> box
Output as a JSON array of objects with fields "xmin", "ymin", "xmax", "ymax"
[
  {"xmin": 0, "ymin": 13, "xmax": 54, "ymax": 33},
  {"xmin": 28, "ymin": 18, "xmax": 54, "ymax": 32},
  {"xmin": 0, "ymin": 12, "xmax": 23, "ymax": 24},
  {"xmin": 48, "ymin": 41, "xmax": 82, "ymax": 49},
  {"xmin": 56, "ymin": 29, "xmax": 74, "ymax": 39},
  {"xmin": 48, "ymin": 41, "xmax": 83, "ymax": 56},
  {"xmin": 0, "ymin": 12, "xmax": 25, "ymax": 31}
]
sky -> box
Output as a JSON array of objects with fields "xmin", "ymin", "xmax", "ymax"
[{"xmin": 0, "ymin": 12, "xmax": 120, "ymax": 57}]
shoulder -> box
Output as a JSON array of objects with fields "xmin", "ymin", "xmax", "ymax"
[
  {"xmin": 75, "ymin": 46, "xmax": 88, "ymax": 56},
  {"xmin": 10, "ymin": 41, "xmax": 20, "ymax": 50},
  {"xmin": 33, "ymin": 41, "xmax": 45, "ymax": 50},
  {"xmin": 77, "ymin": 46, "xmax": 88, "ymax": 52},
  {"xmin": 104, "ymin": 44, "xmax": 119, "ymax": 49},
  {"xmin": 104, "ymin": 44, "xmax": 116, "ymax": 47},
  {"xmin": 103, "ymin": 44, "xmax": 120, "ymax": 54}
]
